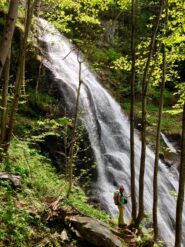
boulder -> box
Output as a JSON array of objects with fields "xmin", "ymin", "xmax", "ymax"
[
  {"xmin": 68, "ymin": 215, "xmax": 127, "ymax": 247},
  {"xmin": 0, "ymin": 172, "xmax": 21, "ymax": 187}
]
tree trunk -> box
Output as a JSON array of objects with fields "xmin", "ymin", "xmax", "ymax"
[
  {"xmin": 175, "ymin": 103, "xmax": 185, "ymax": 247},
  {"xmin": 67, "ymin": 54, "xmax": 83, "ymax": 197},
  {"xmin": 0, "ymin": 0, "xmax": 19, "ymax": 79},
  {"xmin": 130, "ymin": 0, "xmax": 137, "ymax": 222},
  {"xmin": 21, "ymin": 44, "xmax": 26, "ymax": 95},
  {"xmin": 153, "ymin": 44, "xmax": 166, "ymax": 241},
  {"xmin": 153, "ymin": 1, "xmax": 168, "ymax": 240},
  {"xmin": 136, "ymin": 0, "xmax": 165, "ymax": 225},
  {"xmin": 1, "ymin": 50, "xmax": 11, "ymax": 145},
  {"xmin": 35, "ymin": 61, "xmax": 43, "ymax": 102},
  {"xmin": 5, "ymin": 0, "xmax": 35, "ymax": 149}
]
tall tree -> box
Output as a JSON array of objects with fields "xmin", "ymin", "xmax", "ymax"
[
  {"xmin": 153, "ymin": 1, "xmax": 168, "ymax": 240},
  {"xmin": 136, "ymin": 0, "xmax": 165, "ymax": 225},
  {"xmin": 153, "ymin": 43, "xmax": 166, "ymax": 241},
  {"xmin": 130, "ymin": 0, "xmax": 137, "ymax": 222},
  {"xmin": 1, "ymin": 50, "xmax": 11, "ymax": 145},
  {"xmin": 175, "ymin": 102, "xmax": 185, "ymax": 247},
  {"xmin": 67, "ymin": 52, "xmax": 83, "ymax": 197},
  {"xmin": 0, "ymin": 0, "xmax": 19, "ymax": 79},
  {"xmin": 5, "ymin": 0, "xmax": 36, "ymax": 149}
]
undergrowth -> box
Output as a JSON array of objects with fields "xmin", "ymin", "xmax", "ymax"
[{"xmin": 0, "ymin": 140, "xmax": 109, "ymax": 246}]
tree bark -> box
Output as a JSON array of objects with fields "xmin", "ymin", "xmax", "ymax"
[
  {"xmin": 130, "ymin": 0, "xmax": 137, "ymax": 222},
  {"xmin": 5, "ymin": 0, "xmax": 35, "ymax": 149},
  {"xmin": 153, "ymin": 0, "xmax": 168, "ymax": 240},
  {"xmin": 35, "ymin": 60, "xmax": 43, "ymax": 102},
  {"xmin": 153, "ymin": 44, "xmax": 166, "ymax": 241},
  {"xmin": 67, "ymin": 53, "xmax": 83, "ymax": 197},
  {"xmin": 0, "ymin": 0, "xmax": 19, "ymax": 79},
  {"xmin": 1, "ymin": 50, "xmax": 11, "ymax": 144},
  {"xmin": 175, "ymin": 103, "xmax": 185, "ymax": 247},
  {"xmin": 136, "ymin": 0, "xmax": 165, "ymax": 225}
]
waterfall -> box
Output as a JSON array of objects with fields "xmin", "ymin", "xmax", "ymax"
[
  {"xmin": 161, "ymin": 132, "xmax": 177, "ymax": 153},
  {"xmin": 37, "ymin": 18, "xmax": 184, "ymax": 247}
]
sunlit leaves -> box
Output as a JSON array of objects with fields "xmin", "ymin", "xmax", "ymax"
[
  {"xmin": 112, "ymin": 0, "xmax": 185, "ymax": 113},
  {"xmin": 0, "ymin": 0, "xmax": 9, "ymax": 13},
  {"xmin": 41, "ymin": 0, "xmax": 131, "ymax": 33},
  {"xmin": 113, "ymin": 55, "xmax": 131, "ymax": 71}
]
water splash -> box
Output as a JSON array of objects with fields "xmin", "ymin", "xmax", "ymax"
[{"xmin": 37, "ymin": 18, "xmax": 184, "ymax": 246}]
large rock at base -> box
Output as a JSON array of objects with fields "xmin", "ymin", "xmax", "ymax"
[
  {"xmin": 0, "ymin": 172, "xmax": 21, "ymax": 187},
  {"xmin": 69, "ymin": 215, "xmax": 126, "ymax": 247}
]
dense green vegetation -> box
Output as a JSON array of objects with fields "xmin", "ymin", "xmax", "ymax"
[{"xmin": 0, "ymin": 140, "xmax": 109, "ymax": 246}]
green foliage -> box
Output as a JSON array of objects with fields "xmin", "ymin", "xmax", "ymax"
[
  {"xmin": 41, "ymin": 0, "xmax": 131, "ymax": 34},
  {"xmin": 0, "ymin": 139, "xmax": 110, "ymax": 246},
  {"xmin": 106, "ymin": 48, "xmax": 122, "ymax": 61},
  {"xmin": 29, "ymin": 117, "xmax": 72, "ymax": 143},
  {"xmin": 42, "ymin": 0, "xmax": 102, "ymax": 32},
  {"xmin": 0, "ymin": 141, "xmax": 66, "ymax": 246},
  {"xmin": 66, "ymin": 187, "xmax": 110, "ymax": 222},
  {"xmin": 0, "ymin": 199, "xmax": 32, "ymax": 247},
  {"xmin": 13, "ymin": 115, "xmax": 36, "ymax": 137},
  {"xmin": 27, "ymin": 89, "xmax": 57, "ymax": 114},
  {"xmin": 0, "ymin": 0, "xmax": 9, "ymax": 13},
  {"xmin": 111, "ymin": 0, "xmax": 185, "ymax": 117},
  {"xmin": 172, "ymin": 82, "xmax": 185, "ymax": 112},
  {"xmin": 71, "ymin": 41, "xmax": 122, "ymax": 73},
  {"xmin": 122, "ymin": 100, "xmax": 182, "ymax": 133},
  {"xmin": 135, "ymin": 226, "xmax": 163, "ymax": 247},
  {"xmin": 113, "ymin": 40, "xmax": 181, "ymax": 89},
  {"xmin": 112, "ymin": 55, "xmax": 131, "ymax": 71}
]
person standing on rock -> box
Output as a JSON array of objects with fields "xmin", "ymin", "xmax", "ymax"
[{"xmin": 117, "ymin": 185, "xmax": 128, "ymax": 228}]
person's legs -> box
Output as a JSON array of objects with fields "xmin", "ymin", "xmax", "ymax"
[{"xmin": 118, "ymin": 205, "xmax": 124, "ymax": 226}]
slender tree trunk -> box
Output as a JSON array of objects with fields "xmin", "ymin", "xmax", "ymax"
[
  {"xmin": 22, "ymin": 0, "xmax": 40, "ymax": 95},
  {"xmin": 64, "ymin": 109, "xmax": 69, "ymax": 179},
  {"xmin": 22, "ymin": 46, "xmax": 26, "ymax": 95},
  {"xmin": 67, "ymin": 55, "xmax": 83, "ymax": 197},
  {"xmin": 130, "ymin": 0, "xmax": 137, "ymax": 222},
  {"xmin": 153, "ymin": 44, "xmax": 166, "ymax": 240},
  {"xmin": 153, "ymin": 1, "xmax": 168, "ymax": 240},
  {"xmin": 0, "ymin": 0, "xmax": 19, "ymax": 79},
  {"xmin": 35, "ymin": 61, "xmax": 42, "ymax": 102},
  {"xmin": 175, "ymin": 103, "xmax": 185, "ymax": 247},
  {"xmin": 5, "ymin": 0, "xmax": 35, "ymax": 149},
  {"xmin": 136, "ymin": 0, "xmax": 165, "ymax": 225},
  {"xmin": 1, "ymin": 50, "xmax": 11, "ymax": 144}
]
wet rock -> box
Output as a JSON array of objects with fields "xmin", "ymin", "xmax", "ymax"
[{"xmin": 68, "ymin": 215, "xmax": 126, "ymax": 247}]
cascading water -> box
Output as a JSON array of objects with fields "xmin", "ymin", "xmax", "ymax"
[
  {"xmin": 161, "ymin": 132, "xmax": 177, "ymax": 153},
  {"xmin": 37, "ymin": 18, "xmax": 184, "ymax": 247}
]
